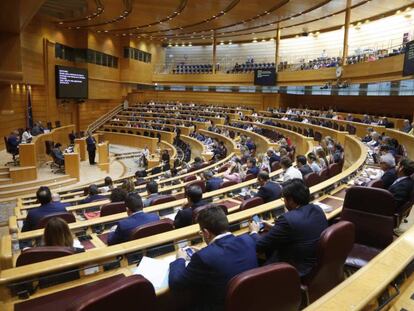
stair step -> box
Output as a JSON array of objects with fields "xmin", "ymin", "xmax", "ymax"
[
  {"xmin": 0, "ymin": 178, "xmax": 12, "ymax": 185},
  {"xmin": 0, "ymin": 178, "xmax": 78, "ymax": 199},
  {"xmin": 0, "ymin": 171, "xmax": 10, "ymax": 178},
  {"xmin": 0, "ymin": 166, "xmax": 10, "ymax": 173},
  {"xmin": 0, "ymin": 175, "xmax": 70, "ymax": 191}
]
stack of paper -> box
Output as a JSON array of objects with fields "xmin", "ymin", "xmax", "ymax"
[{"xmin": 133, "ymin": 256, "xmax": 174, "ymax": 291}]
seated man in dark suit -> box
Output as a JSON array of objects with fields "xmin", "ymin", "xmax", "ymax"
[
  {"xmin": 22, "ymin": 186, "xmax": 68, "ymax": 231},
  {"xmin": 142, "ymin": 181, "xmax": 162, "ymax": 207},
  {"xmin": 203, "ymin": 170, "xmax": 223, "ymax": 192},
  {"xmin": 51, "ymin": 193, "xmax": 71, "ymax": 209},
  {"xmin": 7, "ymin": 130, "xmax": 20, "ymax": 153},
  {"xmin": 107, "ymin": 193, "xmax": 159, "ymax": 245},
  {"xmin": 79, "ymin": 184, "xmax": 106, "ymax": 204},
  {"xmin": 191, "ymin": 157, "xmax": 204, "ymax": 170},
  {"xmin": 296, "ymin": 155, "xmax": 313, "ymax": 177},
  {"xmin": 249, "ymin": 179, "xmax": 328, "ymax": 277},
  {"xmin": 246, "ymin": 157, "xmax": 260, "ymax": 176},
  {"xmin": 254, "ymin": 171, "xmax": 282, "ymax": 203},
  {"xmin": 169, "ymin": 206, "xmax": 258, "ymax": 311},
  {"xmin": 52, "ymin": 143, "xmax": 65, "ymax": 165},
  {"xmin": 174, "ymin": 185, "xmax": 207, "ymax": 228},
  {"xmin": 267, "ymin": 148, "xmax": 280, "ymax": 167},
  {"xmin": 388, "ymin": 158, "xmax": 414, "ymax": 208},
  {"xmin": 379, "ymin": 153, "xmax": 397, "ymax": 189}
]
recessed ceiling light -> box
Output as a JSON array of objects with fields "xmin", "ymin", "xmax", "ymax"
[
  {"xmin": 252, "ymin": 38, "xmax": 257, "ymax": 42},
  {"xmin": 59, "ymin": 21, "xmax": 63, "ymax": 24},
  {"xmin": 104, "ymin": 30, "xmax": 108, "ymax": 32},
  {"xmin": 261, "ymin": 39, "xmax": 266, "ymax": 42},
  {"xmin": 270, "ymin": 38, "xmax": 275, "ymax": 41}
]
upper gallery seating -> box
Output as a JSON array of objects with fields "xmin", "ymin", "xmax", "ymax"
[{"xmin": 172, "ymin": 64, "xmax": 213, "ymax": 74}]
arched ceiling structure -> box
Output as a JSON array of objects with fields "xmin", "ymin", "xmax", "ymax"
[{"xmin": 38, "ymin": 0, "xmax": 414, "ymax": 45}]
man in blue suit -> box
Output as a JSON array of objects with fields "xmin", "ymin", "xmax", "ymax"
[
  {"xmin": 169, "ymin": 206, "xmax": 258, "ymax": 311},
  {"xmin": 174, "ymin": 185, "xmax": 207, "ymax": 228},
  {"xmin": 22, "ymin": 186, "xmax": 68, "ymax": 232},
  {"xmin": 249, "ymin": 179, "xmax": 328, "ymax": 277},
  {"xmin": 246, "ymin": 157, "xmax": 260, "ymax": 176},
  {"xmin": 107, "ymin": 193, "xmax": 159, "ymax": 245},
  {"xmin": 379, "ymin": 153, "xmax": 397, "ymax": 189},
  {"xmin": 79, "ymin": 184, "xmax": 106, "ymax": 204},
  {"xmin": 51, "ymin": 193, "xmax": 71, "ymax": 209},
  {"xmin": 254, "ymin": 171, "xmax": 282, "ymax": 203},
  {"xmin": 203, "ymin": 170, "xmax": 223, "ymax": 192},
  {"xmin": 388, "ymin": 158, "xmax": 414, "ymax": 208}
]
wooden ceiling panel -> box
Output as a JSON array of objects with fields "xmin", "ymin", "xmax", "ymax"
[{"xmin": 35, "ymin": 0, "xmax": 414, "ymax": 44}]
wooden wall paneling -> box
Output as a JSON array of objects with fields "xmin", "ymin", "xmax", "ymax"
[{"xmin": 275, "ymin": 94, "xmax": 414, "ymax": 119}]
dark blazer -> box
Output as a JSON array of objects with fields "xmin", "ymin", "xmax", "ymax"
[
  {"xmin": 206, "ymin": 177, "xmax": 223, "ymax": 192},
  {"xmin": 107, "ymin": 211, "xmax": 160, "ymax": 245},
  {"xmin": 79, "ymin": 194, "xmax": 106, "ymax": 205},
  {"xmin": 86, "ymin": 136, "xmax": 96, "ymax": 151},
  {"xmin": 7, "ymin": 136, "xmax": 19, "ymax": 151},
  {"xmin": 299, "ymin": 165, "xmax": 313, "ymax": 177},
  {"xmin": 255, "ymin": 181, "xmax": 282, "ymax": 203},
  {"xmin": 253, "ymin": 203, "xmax": 328, "ymax": 276},
  {"xmin": 388, "ymin": 177, "xmax": 414, "ymax": 208},
  {"xmin": 381, "ymin": 168, "xmax": 397, "ymax": 189},
  {"xmin": 269, "ymin": 154, "xmax": 281, "ymax": 166},
  {"xmin": 22, "ymin": 202, "xmax": 68, "ymax": 232},
  {"xmin": 174, "ymin": 200, "xmax": 207, "ymax": 228},
  {"xmin": 169, "ymin": 234, "xmax": 258, "ymax": 311},
  {"xmin": 142, "ymin": 193, "xmax": 162, "ymax": 207},
  {"xmin": 246, "ymin": 166, "xmax": 260, "ymax": 176},
  {"xmin": 52, "ymin": 201, "xmax": 71, "ymax": 209}
]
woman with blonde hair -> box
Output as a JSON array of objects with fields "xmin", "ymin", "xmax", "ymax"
[
  {"xmin": 120, "ymin": 178, "xmax": 136, "ymax": 194},
  {"xmin": 43, "ymin": 217, "xmax": 84, "ymax": 252}
]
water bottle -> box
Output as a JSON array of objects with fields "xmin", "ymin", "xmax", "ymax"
[{"xmin": 11, "ymin": 228, "xmax": 19, "ymax": 254}]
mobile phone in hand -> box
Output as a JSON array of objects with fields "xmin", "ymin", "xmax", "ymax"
[
  {"xmin": 252, "ymin": 215, "xmax": 265, "ymax": 231},
  {"xmin": 183, "ymin": 246, "xmax": 194, "ymax": 258}
]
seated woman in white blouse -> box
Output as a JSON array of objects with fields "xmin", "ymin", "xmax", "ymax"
[{"xmin": 21, "ymin": 128, "xmax": 32, "ymax": 144}]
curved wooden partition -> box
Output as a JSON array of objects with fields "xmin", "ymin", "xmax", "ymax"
[
  {"xmin": 198, "ymin": 129, "xmax": 239, "ymax": 156},
  {"xmin": 97, "ymin": 131, "xmax": 158, "ymax": 153},
  {"xmin": 385, "ymin": 129, "xmax": 414, "ymax": 159},
  {"xmin": 179, "ymin": 135, "xmax": 206, "ymax": 160},
  {"xmin": 216, "ymin": 124, "xmax": 274, "ymax": 155},
  {"xmin": 101, "ymin": 125, "xmax": 175, "ymax": 144},
  {"xmin": 19, "ymin": 125, "xmax": 75, "ymax": 167},
  {"xmin": 233, "ymin": 120, "xmax": 314, "ymax": 156}
]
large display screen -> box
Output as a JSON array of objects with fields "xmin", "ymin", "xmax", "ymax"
[
  {"xmin": 254, "ymin": 68, "xmax": 277, "ymax": 86},
  {"xmin": 403, "ymin": 40, "xmax": 414, "ymax": 76},
  {"xmin": 55, "ymin": 65, "xmax": 88, "ymax": 99}
]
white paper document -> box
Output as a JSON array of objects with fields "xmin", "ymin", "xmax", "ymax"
[
  {"xmin": 132, "ymin": 256, "xmax": 172, "ymax": 291},
  {"xmin": 314, "ymin": 202, "xmax": 334, "ymax": 213}
]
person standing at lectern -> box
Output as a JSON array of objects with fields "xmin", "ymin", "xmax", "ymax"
[{"xmin": 86, "ymin": 131, "xmax": 97, "ymax": 165}]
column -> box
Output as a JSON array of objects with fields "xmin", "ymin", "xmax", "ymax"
[
  {"xmin": 212, "ymin": 31, "xmax": 217, "ymax": 74},
  {"xmin": 342, "ymin": 0, "xmax": 352, "ymax": 65},
  {"xmin": 275, "ymin": 25, "xmax": 281, "ymax": 69}
]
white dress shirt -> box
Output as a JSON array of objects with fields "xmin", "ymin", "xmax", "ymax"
[{"xmin": 283, "ymin": 166, "xmax": 303, "ymax": 182}]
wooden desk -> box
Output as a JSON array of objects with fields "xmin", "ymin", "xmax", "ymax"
[
  {"xmin": 64, "ymin": 152, "xmax": 80, "ymax": 181},
  {"xmin": 97, "ymin": 141, "xmax": 109, "ymax": 173},
  {"xmin": 74, "ymin": 138, "xmax": 87, "ymax": 161}
]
